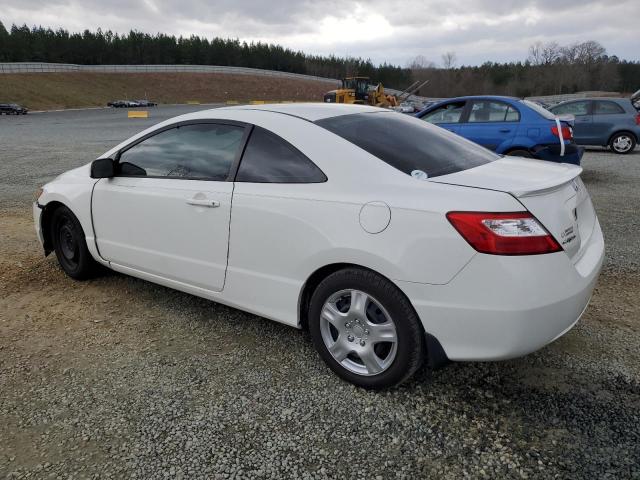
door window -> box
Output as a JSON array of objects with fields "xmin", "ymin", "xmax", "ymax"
[
  {"xmin": 552, "ymin": 101, "xmax": 591, "ymax": 116},
  {"xmin": 468, "ymin": 101, "xmax": 520, "ymax": 122},
  {"xmin": 420, "ymin": 102, "xmax": 466, "ymax": 124},
  {"xmin": 594, "ymin": 101, "xmax": 625, "ymax": 115},
  {"xmin": 118, "ymin": 123, "xmax": 245, "ymax": 180},
  {"xmin": 235, "ymin": 127, "xmax": 326, "ymax": 183}
]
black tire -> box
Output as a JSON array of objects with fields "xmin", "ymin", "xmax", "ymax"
[
  {"xmin": 609, "ymin": 132, "xmax": 636, "ymax": 154},
  {"xmin": 50, "ymin": 206, "xmax": 99, "ymax": 280},
  {"xmin": 308, "ymin": 268, "xmax": 425, "ymax": 390},
  {"xmin": 506, "ymin": 149, "xmax": 533, "ymax": 158}
]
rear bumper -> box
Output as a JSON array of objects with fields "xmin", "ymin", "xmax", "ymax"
[
  {"xmin": 397, "ymin": 218, "xmax": 604, "ymax": 361},
  {"xmin": 532, "ymin": 143, "xmax": 584, "ymax": 165}
]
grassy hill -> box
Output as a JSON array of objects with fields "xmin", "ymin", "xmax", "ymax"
[{"xmin": 0, "ymin": 72, "xmax": 334, "ymax": 110}]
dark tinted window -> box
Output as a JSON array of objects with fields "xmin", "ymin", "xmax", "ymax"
[
  {"xmin": 594, "ymin": 101, "xmax": 625, "ymax": 114},
  {"xmin": 236, "ymin": 126, "xmax": 326, "ymax": 183},
  {"xmin": 420, "ymin": 101, "xmax": 465, "ymax": 124},
  {"xmin": 118, "ymin": 123, "xmax": 245, "ymax": 180},
  {"xmin": 551, "ymin": 101, "xmax": 591, "ymax": 116},
  {"xmin": 468, "ymin": 101, "xmax": 520, "ymax": 122},
  {"xmin": 317, "ymin": 112, "xmax": 498, "ymax": 178}
]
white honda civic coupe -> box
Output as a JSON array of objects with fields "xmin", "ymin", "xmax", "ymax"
[{"xmin": 34, "ymin": 103, "xmax": 604, "ymax": 389}]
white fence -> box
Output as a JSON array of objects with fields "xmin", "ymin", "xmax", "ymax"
[{"xmin": 0, "ymin": 62, "xmax": 341, "ymax": 85}]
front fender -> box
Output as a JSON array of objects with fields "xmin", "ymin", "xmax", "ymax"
[{"xmin": 36, "ymin": 164, "xmax": 105, "ymax": 265}]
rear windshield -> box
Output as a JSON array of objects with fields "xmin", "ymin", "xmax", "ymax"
[
  {"xmin": 316, "ymin": 112, "xmax": 498, "ymax": 178},
  {"xmin": 521, "ymin": 99, "xmax": 556, "ymax": 120}
]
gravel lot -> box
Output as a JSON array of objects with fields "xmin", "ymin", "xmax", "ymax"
[{"xmin": 1, "ymin": 107, "xmax": 639, "ymax": 479}]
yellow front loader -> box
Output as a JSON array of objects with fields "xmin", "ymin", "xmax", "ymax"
[{"xmin": 324, "ymin": 78, "xmax": 427, "ymax": 108}]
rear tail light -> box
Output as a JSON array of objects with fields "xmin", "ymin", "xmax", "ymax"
[
  {"xmin": 635, "ymin": 114, "xmax": 640, "ymax": 126},
  {"xmin": 551, "ymin": 124, "xmax": 573, "ymax": 140},
  {"xmin": 446, "ymin": 211, "xmax": 562, "ymax": 255}
]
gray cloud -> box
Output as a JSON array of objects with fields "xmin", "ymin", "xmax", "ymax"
[{"xmin": 1, "ymin": 0, "xmax": 638, "ymax": 65}]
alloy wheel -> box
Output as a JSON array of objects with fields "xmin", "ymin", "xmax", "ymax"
[
  {"xmin": 319, "ymin": 289, "xmax": 398, "ymax": 376},
  {"xmin": 612, "ymin": 135, "xmax": 633, "ymax": 153}
]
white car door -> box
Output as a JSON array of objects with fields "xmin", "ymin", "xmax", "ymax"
[
  {"xmin": 222, "ymin": 125, "xmax": 329, "ymax": 324},
  {"xmin": 92, "ymin": 121, "xmax": 248, "ymax": 292}
]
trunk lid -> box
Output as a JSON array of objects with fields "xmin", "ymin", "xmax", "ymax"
[{"xmin": 431, "ymin": 157, "xmax": 596, "ymax": 262}]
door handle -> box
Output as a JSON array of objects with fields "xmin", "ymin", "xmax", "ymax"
[
  {"xmin": 187, "ymin": 199, "xmax": 220, "ymax": 208},
  {"xmin": 499, "ymin": 128, "xmax": 511, "ymax": 133}
]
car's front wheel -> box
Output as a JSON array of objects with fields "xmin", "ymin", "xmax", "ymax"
[
  {"xmin": 50, "ymin": 206, "xmax": 99, "ymax": 280},
  {"xmin": 609, "ymin": 132, "xmax": 636, "ymax": 154},
  {"xmin": 308, "ymin": 268, "xmax": 425, "ymax": 389}
]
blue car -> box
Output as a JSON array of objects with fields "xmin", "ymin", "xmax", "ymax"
[{"xmin": 415, "ymin": 95, "xmax": 583, "ymax": 164}]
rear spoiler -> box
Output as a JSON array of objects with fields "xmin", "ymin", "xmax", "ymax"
[
  {"xmin": 514, "ymin": 164, "xmax": 583, "ymax": 197},
  {"xmin": 556, "ymin": 113, "xmax": 575, "ymax": 127}
]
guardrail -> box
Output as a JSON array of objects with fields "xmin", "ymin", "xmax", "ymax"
[{"xmin": 0, "ymin": 62, "xmax": 341, "ymax": 86}]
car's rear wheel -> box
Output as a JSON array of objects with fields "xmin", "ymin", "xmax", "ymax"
[
  {"xmin": 51, "ymin": 206, "xmax": 99, "ymax": 280},
  {"xmin": 506, "ymin": 149, "xmax": 533, "ymax": 158},
  {"xmin": 308, "ymin": 268, "xmax": 425, "ymax": 389},
  {"xmin": 609, "ymin": 132, "xmax": 636, "ymax": 154}
]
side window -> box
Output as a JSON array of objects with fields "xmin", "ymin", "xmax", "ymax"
[
  {"xmin": 552, "ymin": 101, "xmax": 590, "ymax": 117},
  {"xmin": 118, "ymin": 123, "xmax": 245, "ymax": 180},
  {"xmin": 236, "ymin": 126, "xmax": 326, "ymax": 183},
  {"xmin": 468, "ymin": 101, "xmax": 520, "ymax": 122},
  {"xmin": 421, "ymin": 102, "xmax": 466, "ymax": 124},
  {"xmin": 505, "ymin": 106, "xmax": 520, "ymax": 121},
  {"xmin": 594, "ymin": 101, "xmax": 624, "ymax": 115}
]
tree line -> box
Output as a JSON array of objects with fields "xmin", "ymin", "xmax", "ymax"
[
  {"xmin": 0, "ymin": 21, "xmax": 637, "ymax": 96},
  {"xmin": 0, "ymin": 22, "xmax": 411, "ymax": 88},
  {"xmin": 410, "ymin": 41, "xmax": 639, "ymax": 97}
]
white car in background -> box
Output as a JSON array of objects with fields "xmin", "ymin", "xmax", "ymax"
[{"xmin": 34, "ymin": 104, "xmax": 604, "ymax": 389}]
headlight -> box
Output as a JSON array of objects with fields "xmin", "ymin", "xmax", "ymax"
[{"xmin": 34, "ymin": 187, "xmax": 44, "ymax": 202}]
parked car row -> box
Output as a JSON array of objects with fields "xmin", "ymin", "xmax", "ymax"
[
  {"xmin": 107, "ymin": 99, "xmax": 157, "ymax": 108},
  {"xmin": 415, "ymin": 92, "xmax": 640, "ymax": 163},
  {"xmin": 0, "ymin": 103, "xmax": 28, "ymax": 115}
]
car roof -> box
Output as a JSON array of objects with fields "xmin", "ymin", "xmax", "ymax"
[
  {"xmin": 215, "ymin": 102, "xmax": 383, "ymax": 121},
  {"xmin": 99, "ymin": 103, "xmax": 394, "ymax": 160},
  {"xmin": 439, "ymin": 95, "xmax": 520, "ymax": 102},
  {"xmin": 415, "ymin": 95, "xmax": 522, "ymax": 115}
]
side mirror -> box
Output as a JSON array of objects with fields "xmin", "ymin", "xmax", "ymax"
[{"xmin": 90, "ymin": 158, "xmax": 115, "ymax": 178}]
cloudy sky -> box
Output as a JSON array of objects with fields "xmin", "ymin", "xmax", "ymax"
[{"xmin": 1, "ymin": 0, "xmax": 638, "ymax": 66}]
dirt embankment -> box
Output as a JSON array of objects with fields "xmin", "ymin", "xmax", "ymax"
[{"xmin": 0, "ymin": 72, "xmax": 333, "ymax": 110}]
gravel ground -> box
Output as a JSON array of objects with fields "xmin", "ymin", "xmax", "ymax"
[{"xmin": 1, "ymin": 108, "xmax": 639, "ymax": 479}]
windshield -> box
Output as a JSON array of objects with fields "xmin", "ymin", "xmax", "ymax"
[
  {"xmin": 343, "ymin": 78, "xmax": 369, "ymax": 94},
  {"xmin": 316, "ymin": 112, "xmax": 499, "ymax": 178},
  {"xmin": 521, "ymin": 99, "xmax": 556, "ymax": 120}
]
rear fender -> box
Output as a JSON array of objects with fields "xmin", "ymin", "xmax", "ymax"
[{"xmin": 507, "ymin": 135, "xmax": 537, "ymax": 152}]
